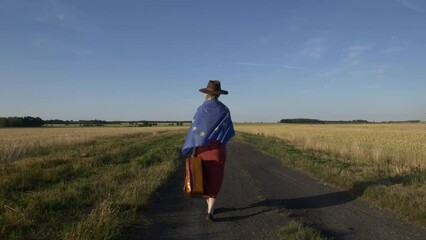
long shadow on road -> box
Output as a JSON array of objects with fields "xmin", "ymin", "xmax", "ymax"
[
  {"xmin": 215, "ymin": 173, "xmax": 418, "ymax": 221},
  {"xmin": 131, "ymin": 141, "xmax": 426, "ymax": 240}
]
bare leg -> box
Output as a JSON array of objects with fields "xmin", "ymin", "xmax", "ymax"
[{"xmin": 207, "ymin": 198, "xmax": 216, "ymax": 214}]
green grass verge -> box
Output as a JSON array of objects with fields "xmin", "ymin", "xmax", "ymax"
[
  {"xmin": 236, "ymin": 132, "xmax": 426, "ymax": 227},
  {"xmin": 279, "ymin": 221, "xmax": 332, "ymax": 240},
  {"xmin": 0, "ymin": 131, "xmax": 186, "ymax": 239}
]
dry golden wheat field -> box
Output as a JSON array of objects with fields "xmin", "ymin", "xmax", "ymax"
[
  {"xmin": 0, "ymin": 126, "xmax": 186, "ymax": 163},
  {"xmin": 235, "ymin": 122, "xmax": 426, "ymax": 226},
  {"xmin": 1, "ymin": 123, "xmax": 425, "ymax": 238},
  {"xmin": 235, "ymin": 123, "xmax": 426, "ymax": 172}
]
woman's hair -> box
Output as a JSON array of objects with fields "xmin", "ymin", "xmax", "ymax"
[{"xmin": 205, "ymin": 94, "xmax": 220, "ymax": 100}]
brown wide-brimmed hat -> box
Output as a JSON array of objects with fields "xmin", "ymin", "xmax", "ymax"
[{"xmin": 199, "ymin": 80, "xmax": 228, "ymax": 95}]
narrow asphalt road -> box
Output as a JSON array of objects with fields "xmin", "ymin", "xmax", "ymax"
[{"xmin": 132, "ymin": 141, "xmax": 426, "ymax": 240}]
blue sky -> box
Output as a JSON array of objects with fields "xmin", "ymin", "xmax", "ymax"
[{"xmin": 1, "ymin": 0, "xmax": 425, "ymax": 122}]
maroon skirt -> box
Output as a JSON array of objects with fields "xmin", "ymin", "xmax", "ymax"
[{"xmin": 196, "ymin": 140, "xmax": 226, "ymax": 198}]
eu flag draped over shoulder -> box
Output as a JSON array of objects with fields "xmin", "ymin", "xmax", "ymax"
[{"xmin": 181, "ymin": 99, "xmax": 235, "ymax": 156}]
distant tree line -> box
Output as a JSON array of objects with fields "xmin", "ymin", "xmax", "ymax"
[
  {"xmin": 123, "ymin": 121, "xmax": 157, "ymax": 127},
  {"xmin": 1, "ymin": 116, "xmax": 190, "ymax": 128},
  {"xmin": 279, "ymin": 118, "xmax": 369, "ymax": 124},
  {"xmin": 78, "ymin": 120, "xmax": 107, "ymax": 127},
  {"xmin": 43, "ymin": 119, "xmax": 108, "ymax": 126},
  {"xmin": 280, "ymin": 118, "xmax": 326, "ymax": 124},
  {"xmin": 44, "ymin": 119, "xmax": 75, "ymax": 125},
  {"xmin": 0, "ymin": 116, "xmax": 44, "ymax": 127},
  {"xmin": 279, "ymin": 118, "xmax": 421, "ymax": 124},
  {"xmin": 110, "ymin": 121, "xmax": 187, "ymax": 127},
  {"xmin": 380, "ymin": 120, "xmax": 421, "ymax": 123}
]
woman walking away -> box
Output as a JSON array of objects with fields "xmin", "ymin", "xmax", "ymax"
[{"xmin": 182, "ymin": 80, "xmax": 235, "ymax": 222}]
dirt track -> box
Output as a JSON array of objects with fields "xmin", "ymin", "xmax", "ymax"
[{"xmin": 132, "ymin": 141, "xmax": 426, "ymax": 239}]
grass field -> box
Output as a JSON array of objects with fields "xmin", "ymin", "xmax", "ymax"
[
  {"xmin": 235, "ymin": 123, "xmax": 426, "ymax": 226},
  {"xmin": 236, "ymin": 123, "xmax": 426, "ymax": 171},
  {"xmin": 0, "ymin": 126, "xmax": 186, "ymax": 163},
  {"xmin": 0, "ymin": 128, "xmax": 186, "ymax": 239},
  {"xmin": 1, "ymin": 123, "xmax": 425, "ymax": 237},
  {"xmin": 279, "ymin": 221, "xmax": 331, "ymax": 240}
]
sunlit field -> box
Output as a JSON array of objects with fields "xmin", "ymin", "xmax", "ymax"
[
  {"xmin": 235, "ymin": 122, "xmax": 426, "ymax": 225},
  {"xmin": 0, "ymin": 126, "xmax": 186, "ymax": 163},
  {"xmin": 235, "ymin": 123, "xmax": 426, "ymax": 172},
  {"xmin": 0, "ymin": 127, "xmax": 186, "ymax": 239}
]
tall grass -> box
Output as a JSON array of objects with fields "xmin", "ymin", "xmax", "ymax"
[
  {"xmin": 235, "ymin": 123, "xmax": 426, "ymax": 173},
  {"xmin": 0, "ymin": 130, "xmax": 186, "ymax": 239},
  {"xmin": 279, "ymin": 221, "xmax": 332, "ymax": 240},
  {"xmin": 0, "ymin": 126, "xmax": 185, "ymax": 162},
  {"xmin": 236, "ymin": 132, "xmax": 426, "ymax": 226}
]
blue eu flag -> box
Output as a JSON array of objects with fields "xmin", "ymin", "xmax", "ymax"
[{"xmin": 181, "ymin": 99, "xmax": 235, "ymax": 156}]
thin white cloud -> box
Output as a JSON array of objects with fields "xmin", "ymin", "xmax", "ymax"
[
  {"xmin": 315, "ymin": 67, "xmax": 342, "ymax": 78},
  {"xmin": 74, "ymin": 49, "xmax": 94, "ymax": 55},
  {"xmin": 31, "ymin": 37, "xmax": 94, "ymax": 56},
  {"xmin": 396, "ymin": 0, "xmax": 424, "ymax": 12},
  {"xmin": 257, "ymin": 35, "xmax": 271, "ymax": 44},
  {"xmin": 32, "ymin": 1, "xmax": 70, "ymax": 24},
  {"xmin": 30, "ymin": 1, "xmax": 98, "ymax": 34},
  {"xmin": 379, "ymin": 47, "xmax": 402, "ymax": 55},
  {"xmin": 57, "ymin": 13, "xmax": 65, "ymax": 20},
  {"xmin": 350, "ymin": 65, "xmax": 389, "ymax": 75},
  {"xmin": 342, "ymin": 44, "xmax": 371, "ymax": 65},
  {"xmin": 301, "ymin": 38, "xmax": 325, "ymax": 59},
  {"xmin": 233, "ymin": 62, "xmax": 303, "ymax": 69},
  {"xmin": 32, "ymin": 37, "xmax": 48, "ymax": 48},
  {"xmin": 34, "ymin": 16, "xmax": 48, "ymax": 23},
  {"xmin": 359, "ymin": 84, "xmax": 381, "ymax": 89}
]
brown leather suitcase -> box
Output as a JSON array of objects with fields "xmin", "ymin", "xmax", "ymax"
[{"xmin": 183, "ymin": 157, "xmax": 204, "ymax": 198}]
